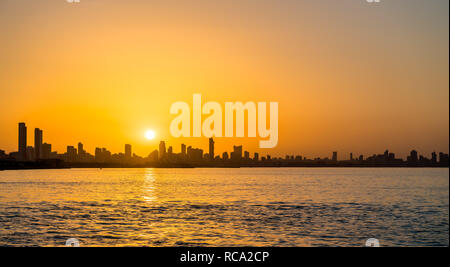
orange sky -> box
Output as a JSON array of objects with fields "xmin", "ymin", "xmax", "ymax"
[{"xmin": 0, "ymin": 0, "xmax": 448, "ymax": 159}]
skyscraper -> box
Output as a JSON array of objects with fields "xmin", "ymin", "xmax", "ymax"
[
  {"xmin": 332, "ymin": 151, "xmax": 338, "ymax": 162},
  {"xmin": 181, "ymin": 144, "xmax": 186, "ymax": 155},
  {"xmin": 209, "ymin": 138, "xmax": 214, "ymax": 160},
  {"xmin": 231, "ymin": 145, "xmax": 242, "ymax": 161},
  {"xmin": 66, "ymin": 146, "xmax": 77, "ymax": 162},
  {"xmin": 222, "ymin": 152, "xmax": 229, "ymax": 160},
  {"xmin": 125, "ymin": 144, "xmax": 132, "ymax": 159},
  {"xmin": 95, "ymin": 147, "xmax": 102, "ymax": 162},
  {"xmin": 159, "ymin": 141, "xmax": 166, "ymax": 159},
  {"xmin": 244, "ymin": 151, "xmax": 250, "ymax": 160},
  {"xmin": 78, "ymin": 142, "xmax": 85, "ymax": 155},
  {"xmin": 431, "ymin": 152, "xmax": 437, "ymax": 163},
  {"xmin": 18, "ymin": 122, "xmax": 27, "ymax": 160},
  {"xmin": 409, "ymin": 150, "xmax": 418, "ymax": 162},
  {"xmin": 41, "ymin": 143, "xmax": 51, "ymax": 159},
  {"xmin": 34, "ymin": 128, "xmax": 43, "ymax": 160}
]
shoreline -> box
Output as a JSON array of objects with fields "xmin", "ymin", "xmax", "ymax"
[{"xmin": 1, "ymin": 165, "xmax": 449, "ymax": 171}]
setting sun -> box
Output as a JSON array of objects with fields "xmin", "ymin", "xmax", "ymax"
[{"xmin": 145, "ymin": 130, "xmax": 156, "ymax": 140}]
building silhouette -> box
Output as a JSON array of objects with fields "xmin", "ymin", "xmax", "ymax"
[
  {"xmin": 222, "ymin": 152, "xmax": 229, "ymax": 160},
  {"xmin": 78, "ymin": 142, "xmax": 85, "ymax": 155},
  {"xmin": 2, "ymin": 122, "xmax": 449, "ymax": 169},
  {"xmin": 18, "ymin": 122, "xmax": 27, "ymax": 160},
  {"xmin": 231, "ymin": 145, "xmax": 242, "ymax": 162},
  {"xmin": 42, "ymin": 143, "xmax": 51, "ymax": 159},
  {"xmin": 125, "ymin": 144, "xmax": 132, "ymax": 159},
  {"xmin": 181, "ymin": 144, "xmax": 186, "ymax": 156},
  {"xmin": 159, "ymin": 141, "xmax": 166, "ymax": 159},
  {"xmin": 209, "ymin": 138, "xmax": 214, "ymax": 160},
  {"xmin": 407, "ymin": 150, "xmax": 418, "ymax": 162},
  {"xmin": 439, "ymin": 152, "xmax": 449, "ymax": 164},
  {"xmin": 34, "ymin": 128, "xmax": 43, "ymax": 160},
  {"xmin": 26, "ymin": 146, "xmax": 35, "ymax": 161}
]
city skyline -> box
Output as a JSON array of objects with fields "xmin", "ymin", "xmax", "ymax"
[{"xmin": 1, "ymin": 122, "xmax": 448, "ymax": 168}]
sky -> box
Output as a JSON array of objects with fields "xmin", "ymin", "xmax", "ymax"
[{"xmin": 0, "ymin": 0, "xmax": 448, "ymax": 159}]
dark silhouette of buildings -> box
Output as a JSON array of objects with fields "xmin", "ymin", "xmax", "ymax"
[
  {"xmin": 42, "ymin": 143, "xmax": 51, "ymax": 159},
  {"xmin": 125, "ymin": 144, "xmax": 132, "ymax": 159},
  {"xmin": 34, "ymin": 128, "xmax": 43, "ymax": 160},
  {"xmin": 18, "ymin": 122, "xmax": 27, "ymax": 161},
  {"xmin": 159, "ymin": 141, "xmax": 166, "ymax": 159},
  {"xmin": 332, "ymin": 151, "xmax": 338, "ymax": 162},
  {"xmin": 439, "ymin": 152, "xmax": 449, "ymax": 165},
  {"xmin": 407, "ymin": 150, "xmax": 418, "ymax": 163},
  {"xmin": 209, "ymin": 138, "xmax": 214, "ymax": 160},
  {"xmin": 1, "ymin": 122, "xmax": 449, "ymax": 169},
  {"xmin": 181, "ymin": 144, "xmax": 186, "ymax": 156},
  {"xmin": 231, "ymin": 145, "xmax": 242, "ymax": 162}
]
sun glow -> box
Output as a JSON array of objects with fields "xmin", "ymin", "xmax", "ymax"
[{"xmin": 145, "ymin": 130, "xmax": 156, "ymax": 140}]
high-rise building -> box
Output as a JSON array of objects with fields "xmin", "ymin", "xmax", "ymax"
[
  {"xmin": 67, "ymin": 146, "xmax": 77, "ymax": 162},
  {"xmin": 409, "ymin": 150, "xmax": 418, "ymax": 162},
  {"xmin": 254, "ymin": 152, "xmax": 259, "ymax": 161},
  {"xmin": 231, "ymin": 145, "xmax": 242, "ymax": 161},
  {"xmin": 95, "ymin": 148, "xmax": 103, "ymax": 162},
  {"xmin": 209, "ymin": 138, "xmax": 214, "ymax": 160},
  {"xmin": 149, "ymin": 150, "xmax": 158, "ymax": 162},
  {"xmin": 187, "ymin": 147, "xmax": 203, "ymax": 161},
  {"xmin": 41, "ymin": 143, "xmax": 51, "ymax": 159},
  {"xmin": 431, "ymin": 152, "xmax": 437, "ymax": 163},
  {"xmin": 78, "ymin": 142, "xmax": 85, "ymax": 155},
  {"xmin": 222, "ymin": 152, "xmax": 229, "ymax": 160},
  {"xmin": 125, "ymin": 144, "xmax": 132, "ymax": 159},
  {"xmin": 332, "ymin": 151, "xmax": 338, "ymax": 162},
  {"xmin": 159, "ymin": 141, "xmax": 166, "ymax": 159},
  {"xmin": 439, "ymin": 152, "xmax": 449, "ymax": 164},
  {"xmin": 26, "ymin": 146, "xmax": 35, "ymax": 161},
  {"xmin": 102, "ymin": 148, "xmax": 111, "ymax": 162},
  {"xmin": 181, "ymin": 144, "xmax": 186, "ymax": 155},
  {"xmin": 18, "ymin": 122, "xmax": 27, "ymax": 160},
  {"xmin": 34, "ymin": 128, "xmax": 43, "ymax": 160},
  {"xmin": 244, "ymin": 151, "xmax": 250, "ymax": 160}
]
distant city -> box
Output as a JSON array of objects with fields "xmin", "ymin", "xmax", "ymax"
[{"xmin": 0, "ymin": 122, "xmax": 449, "ymax": 170}]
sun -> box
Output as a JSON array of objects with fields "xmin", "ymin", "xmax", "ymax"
[{"xmin": 145, "ymin": 130, "xmax": 156, "ymax": 140}]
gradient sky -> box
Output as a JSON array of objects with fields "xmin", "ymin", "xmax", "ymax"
[{"xmin": 0, "ymin": 0, "xmax": 448, "ymax": 159}]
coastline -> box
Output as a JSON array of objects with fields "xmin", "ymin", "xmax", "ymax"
[{"xmin": 1, "ymin": 161, "xmax": 448, "ymax": 171}]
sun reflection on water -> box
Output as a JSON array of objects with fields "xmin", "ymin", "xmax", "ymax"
[{"xmin": 143, "ymin": 168, "xmax": 157, "ymax": 203}]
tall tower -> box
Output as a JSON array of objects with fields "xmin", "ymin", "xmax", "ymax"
[
  {"xmin": 125, "ymin": 144, "xmax": 132, "ymax": 159},
  {"xmin": 18, "ymin": 122, "xmax": 27, "ymax": 160},
  {"xmin": 332, "ymin": 151, "xmax": 338, "ymax": 162},
  {"xmin": 209, "ymin": 138, "xmax": 214, "ymax": 160},
  {"xmin": 181, "ymin": 144, "xmax": 186, "ymax": 155},
  {"xmin": 159, "ymin": 141, "xmax": 166, "ymax": 159},
  {"xmin": 78, "ymin": 142, "xmax": 85, "ymax": 155},
  {"xmin": 34, "ymin": 128, "xmax": 43, "ymax": 160}
]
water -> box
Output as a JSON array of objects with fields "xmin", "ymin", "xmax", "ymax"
[{"xmin": 0, "ymin": 168, "xmax": 448, "ymax": 247}]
